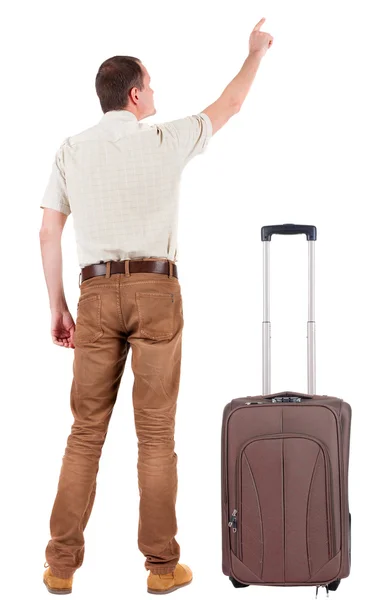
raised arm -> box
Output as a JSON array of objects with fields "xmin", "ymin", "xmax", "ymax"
[{"xmin": 201, "ymin": 17, "xmax": 273, "ymax": 135}]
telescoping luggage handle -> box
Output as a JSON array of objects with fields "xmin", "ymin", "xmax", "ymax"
[{"xmin": 261, "ymin": 224, "xmax": 317, "ymax": 396}]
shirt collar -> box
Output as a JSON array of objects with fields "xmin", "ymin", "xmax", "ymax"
[{"xmin": 99, "ymin": 110, "xmax": 138, "ymax": 123}]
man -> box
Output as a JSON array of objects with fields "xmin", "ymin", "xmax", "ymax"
[{"xmin": 40, "ymin": 17, "xmax": 273, "ymax": 595}]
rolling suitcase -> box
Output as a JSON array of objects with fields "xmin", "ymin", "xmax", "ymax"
[{"xmin": 221, "ymin": 224, "xmax": 351, "ymax": 595}]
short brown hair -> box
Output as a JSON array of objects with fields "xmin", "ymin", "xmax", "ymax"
[{"xmin": 95, "ymin": 56, "xmax": 144, "ymax": 113}]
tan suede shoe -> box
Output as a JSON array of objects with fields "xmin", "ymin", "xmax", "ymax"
[
  {"xmin": 43, "ymin": 564, "xmax": 73, "ymax": 595},
  {"xmin": 147, "ymin": 563, "xmax": 193, "ymax": 594}
]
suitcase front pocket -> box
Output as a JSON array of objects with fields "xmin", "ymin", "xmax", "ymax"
[{"xmin": 234, "ymin": 433, "xmax": 335, "ymax": 583}]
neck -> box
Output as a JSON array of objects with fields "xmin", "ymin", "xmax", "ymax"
[{"xmin": 125, "ymin": 106, "xmax": 141, "ymax": 120}]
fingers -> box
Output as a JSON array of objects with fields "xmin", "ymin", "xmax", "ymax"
[
  {"xmin": 52, "ymin": 334, "xmax": 72, "ymax": 347},
  {"xmin": 253, "ymin": 17, "xmax": 266, "ymax": 31}
]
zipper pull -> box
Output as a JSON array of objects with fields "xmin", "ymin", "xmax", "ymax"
[{"xmin": 228, "ymin": 509, "xmax": 238, "ymax": 532}]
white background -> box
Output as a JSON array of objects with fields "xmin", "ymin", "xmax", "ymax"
[{"xmin": 2, "ymin": 0, "xmax": 379, "ymax": 598}]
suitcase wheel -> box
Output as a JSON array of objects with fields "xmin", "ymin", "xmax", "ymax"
[
  {"xmin": 327, "ymin": 579, "xmax": 341, "ymax": 592},
  {"xmin": 229, "ymin": 576, "xmax": 249, "ymax": 588}
]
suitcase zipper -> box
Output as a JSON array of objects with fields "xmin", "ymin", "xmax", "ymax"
[
  {"xmin": 228, "ymin": 509, "xmax": 238, "ymax": 531},
  {"xmin": 228, "ymin": 509, "xmax": 238, "ymax": 555},
  {"xmin": 235, "ymin": 433, "xmax": 336, "ymax": 564}
]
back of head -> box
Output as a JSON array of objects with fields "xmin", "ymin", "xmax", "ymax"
[{"xmin": 95, "ymin": 56, "xmax": 144, "ymax": 113}]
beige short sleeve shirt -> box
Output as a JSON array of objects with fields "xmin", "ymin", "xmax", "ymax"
[{"xmin": 40, "ymin": 110, "xmax": 213, "ymax": 268}]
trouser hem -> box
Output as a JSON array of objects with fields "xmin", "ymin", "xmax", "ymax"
[{"xmin": 147, "ymin": 565, "xmax": 177, "ymax": 574}]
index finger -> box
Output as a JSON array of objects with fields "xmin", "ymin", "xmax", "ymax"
[{"xmin": 253, "ymin": 17, "xmax": 266, "ymax": 31}]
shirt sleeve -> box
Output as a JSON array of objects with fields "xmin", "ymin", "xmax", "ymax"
[
  {"xmin": 155, "ymin": 112, "xmax": 213, "ymax": 166},
  {"xmin": 40, "ymin": 141, "xmax": 71, "ymax": 216}
]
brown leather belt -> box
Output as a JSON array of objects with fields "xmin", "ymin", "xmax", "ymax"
[{"xmin": 79, "ymin": 259, "xmax": 178, "ymax": 286}]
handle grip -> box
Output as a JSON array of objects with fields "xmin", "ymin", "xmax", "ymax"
[{"xmin": 261, "ymin": 223, "xmax": 317, "ymax": 242}]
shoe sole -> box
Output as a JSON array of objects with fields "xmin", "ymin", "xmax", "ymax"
[
  {"xmin": 43, "ymin": 579, "xmax": 72, "ymax": 595},
  {"xmin": 147, "ymin": 578, "xmax": 192, "ymax": 594}
]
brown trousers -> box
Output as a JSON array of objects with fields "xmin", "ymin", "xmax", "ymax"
[{"xmin": 45, "ymin": 260, "xmax": 184, "ymax": 578}]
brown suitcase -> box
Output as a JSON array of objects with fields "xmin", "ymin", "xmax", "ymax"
[{"xmin": 221, "ymin": 225, "xmax": 351, "ymax": 595}]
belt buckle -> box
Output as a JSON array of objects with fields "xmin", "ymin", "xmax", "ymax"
[
  {"xmin": 168, "ymin": 260, "xmax": 174, "ymax": 279},
  {"xmin": 78, "ymin": 271, "xmax": 82, "ymax": 287}
]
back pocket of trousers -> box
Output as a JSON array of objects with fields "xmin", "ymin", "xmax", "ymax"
[
  {"xmin": 136, "ymin": 291, "xmax": 177, "ymax": 340},
  {"xmin": 75, "ymin": 294, "xmax": 103, "ymax": 345}
]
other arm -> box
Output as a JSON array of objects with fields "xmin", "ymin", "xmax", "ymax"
[
  {"xmin": 39, "ymin": 142, "xmax": 75, "ymax": 347},
  {"xmin": 39, "ymin": 208, "xmax": 68, "ymax": 313}
]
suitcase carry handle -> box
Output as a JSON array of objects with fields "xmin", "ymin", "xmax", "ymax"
[
  {"xmin": 262, "ymin": 391, "xmax": 314, "ymax": 403},
  {"xmin": 261, "ymin": 224, "xmax": 317, "ymax": 241},
  {"xmin": 262, "ymin": 224, "xmax": 317, "ymax": 396},
  {"xmin": 262, "ymin": 391, "xmax": 313, "ymax": 400}
]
